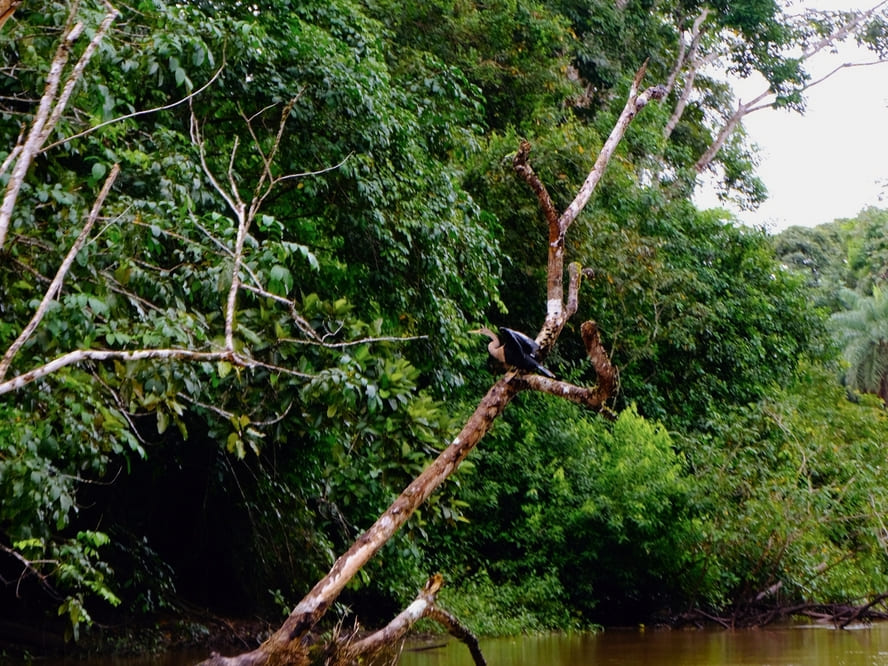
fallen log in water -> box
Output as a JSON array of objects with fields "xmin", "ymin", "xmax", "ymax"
[{"xmin": 673, "ymin": 596, "xmax": 888, "ymax": 630}]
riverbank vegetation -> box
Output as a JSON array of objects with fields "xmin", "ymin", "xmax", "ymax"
[{"xmin": 3, "ymin": 0, "xmax": 888, "ymax": 657}]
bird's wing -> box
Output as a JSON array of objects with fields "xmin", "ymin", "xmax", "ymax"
[{"xmin": 501, "ymin": 328, "xmax": 540, "ymax": 356}]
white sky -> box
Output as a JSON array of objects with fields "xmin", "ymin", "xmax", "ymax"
[{"xmin": 695, "ymin": 0, "xmax": 888, "ymax": 232}]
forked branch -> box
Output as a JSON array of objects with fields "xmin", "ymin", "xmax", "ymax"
[
  {"xmin": 0, "ymin": 1, "xmax": 119, "ymax": 250},
  {"xmin": 515, "ymin": 64, "xmax": 666, "ymax": 348},
  {"xmin": 0, "ymin": 348, "xmax": 314, "ymax": 398},
  {"xmin": 339, "ymin": 574, "xmax": 486, "ymax": 666},
  {"xmin": 194, "ymin": 62, "xmax": 660, "ymax": 666},
  {"xmin": 692, "ymin": 2, "xmax": 888, "ymax": 172}
]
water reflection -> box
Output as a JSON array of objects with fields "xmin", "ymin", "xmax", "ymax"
[
  {"xmin": 400, "ymin": 623, "xmax": 888, "ymax": 666},
  {"xmin": 0, "ymin": 649, "xmax": 211, "ymax": 666},
  {"xmin": 6, "ymin": 624, "xmax": 888, "ymax": 665}
]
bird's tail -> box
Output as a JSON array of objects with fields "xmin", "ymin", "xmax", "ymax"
[{"xmin": 534, "ymin": 363, "xmax": 555, "ymax": 379}]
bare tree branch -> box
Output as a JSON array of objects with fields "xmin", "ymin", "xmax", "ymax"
[
  {"xmin": 581, "ymin": 319, "xmax": 618, "ymax": 398},
  {"xmin": 341, "ymin": 574, "xmax": 487, "ymax": 666},
  {"xmin": 0, "ymin": 2, "xmax": 119, "ymax": 250},
  {"xmin": 566, "ymin": 262, "xmax": 583, "ymax": 319},
  {"xmin": 0, "ymin": 7, "xmax": 82, "ymax": 248},
  {"xmin": 0, "ymin": 544, "xmax": 61, "ymax": 601},
  {"xmin": 343, "ymin": 575, "xmax": 444, "ymax": 659},
  {"xmin": 241, "ymin": 95, "xmax": 300, "ymax": 212},
  {"xmin": 189, "ymin": 100, "xmax": 351, "ymax": 353},
  {"xmin": 194, "ymin": 64, "xmax": 660, "ymax": 666},
  {"xmin": 801, "ymin": 1, "xmax": 888, "ymax": 61},
  {"xmin": 560, "ymin": 65, "xmax": 667, "ymax": 233},
  {"xmin": 190, "ymin": 108, "xmax": 240, "ymax": 216},
  {"xmin": 224, "ymin": 205, "xmax": 248, "ymax": 351},
  {"xmin": 189, "ymin": 108, "xmax": 247, "ymax": 351},
  {"xmin": 664, "ymin": 10, "xmax": 717, "ymax": 140},
  {"xmin": 177, "ymin": 392, "xmax": 294, "ymax": 428},
  {"xmin": 0, "ymin": 142, "xmax": 22, "ymax": 179},
  {"xmin": 693, "ymin": 2, "xmax": 888, "ymax": 172},
  {"xmin": 41, "ymin": 65, "xmax": 226, "ymax": 153},
  {"xmin": 271, "ymin": 153, "xmax": 353, "ymax": 185},
  {"xmin": 198, "ymin": 378, "xmax": 521, "ymax": 666},
  {"xmin": 425, "ymin": 606, "xmax": 487, "ymax": 666},
  {"xmin": 800, "ymin": 57, "xmax": 888, "ymax": 94},
  {"xmin": 513, "ymin": 140, "xmax": 558, "ymax": 230},
  {"xmin": 44, "ymin": 6, "xmax": 119, "ymax": 136},
  {"xmin": 515, "ymin": 374, "xmax": 614, "ymax": 415},
  {"xmin": 0, "ymin": 0, "xmax": 22, "ymax": 33},
  {"xmin": 519, "ymin": 64, "xmax": 665, "ymax": 351},
  {"xmin": 0, "ymin": 348, "xmax": 315, "ymax": 397},
  {"xmin": 511, "ymin": 320, "xmax": 617, "ymax": 418},
  {"xmin": 664, "ymin": 8, "xmax": 710, "ymax": 97},
  {"xmin": 279, "ymin": 334, "xmax": 428, "ymax": 348},
  {"xmin": 694, "ymin": 89, "xmax": 769, "ymax": 173},
  {"xmin": 0, "ymin": 164, "xmax": 120, "ymax": 380}
]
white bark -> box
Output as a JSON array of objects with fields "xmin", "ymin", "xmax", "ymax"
[
  {"xmin": 0, "ymin": 348, "xmax": 313, "ymax": 397},
  {"xmin": 0, "ymin": 3, "xmax": 118, "ymax": 250},
  {"xmin": 559, "ymin": 68, "xmax": 666, "ymax": 232},
  {"xmin": 0, "ymin": 164, "xmax": 120, "ymax": 380},
  {"xmin": 694, "ymin": 90, "xmax": 769, "ymax": 173},
  {"xmin": 663, "ymin": 10, "xmax": 716, "ymax": 140}
]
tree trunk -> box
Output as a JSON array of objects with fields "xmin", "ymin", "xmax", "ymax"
[
  {"xmin": 195, "ymin": 63, "xmax": 663, "ymax": 666},
  {"xmin": 197, "ymin": 379, "xmax": 521, "ymax": 666}
]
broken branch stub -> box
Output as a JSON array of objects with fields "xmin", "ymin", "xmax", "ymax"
[
  {"xmin": 337, "ymin": 574, "xmax": 487, "ymax": 666},
  {"xmin": 344, "ymin": 575, "xmax": 445, "ymax": 658}
]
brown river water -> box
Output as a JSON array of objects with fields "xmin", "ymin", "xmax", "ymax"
[
  {"xmin": 6, "ymin": 623, "xmax": 888, "ymax": 665},
  {"xmin": 399, "ymin": 624, "xmax": 888, "ymax": 666}
]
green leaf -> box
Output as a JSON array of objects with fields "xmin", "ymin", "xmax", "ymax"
[{"xmin": 156, "ymin": 409, "xmax": 169, "ymax": 434}]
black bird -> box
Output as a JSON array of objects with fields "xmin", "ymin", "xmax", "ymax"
[{"xmin": 472, "ymin": 326, "xmax": 556, "ymax": 378}]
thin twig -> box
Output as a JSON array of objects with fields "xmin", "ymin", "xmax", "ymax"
[
  {"xmin": 271, "ymin": 153, "xmax": 353, "ymax": 184},
  {"xmin": 0, "ymin": 544, "xmax": 62, "ymax": 600},
  {"xmin": 178, "ymin": 392, "xmax": 294, "ymax": 428},
  {"xmin": 278, "ymin": 334, "xmax": 428, "ymax": 348},
  {"xmin": 42, "ymin": 65, "xmax": 225, "ymax": 152},
  {"xmin": 0, "ymin": 141, "xmax": 22, "ymax": 179},
  {"xmin": 89, "ymin": 368, "xmax": 151, "ymax": 446}
]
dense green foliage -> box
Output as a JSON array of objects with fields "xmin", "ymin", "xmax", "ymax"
[
  {"xmin": 775, "ymin": 208, "xmax": 888, "ymax": 401},
  {"xmin": 683, "ymin": 363, "xmax": 888, "ymax": 611},
  {"xmin": 2, "ymin": 0, "xmax": 888, "ymax": 649},
  {"xmin": 431, "ymin": 401, "xmax": 695, "ymax": 630}
]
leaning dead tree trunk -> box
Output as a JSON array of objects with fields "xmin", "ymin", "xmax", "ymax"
[{"xmin": 197, "ymin": 66, "xmax": 664, "ymax": 666}]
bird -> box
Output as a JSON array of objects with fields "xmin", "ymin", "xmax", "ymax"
[{"xmin": 472, "ymin": 326, "xmax": 556, "ymax": 378}]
